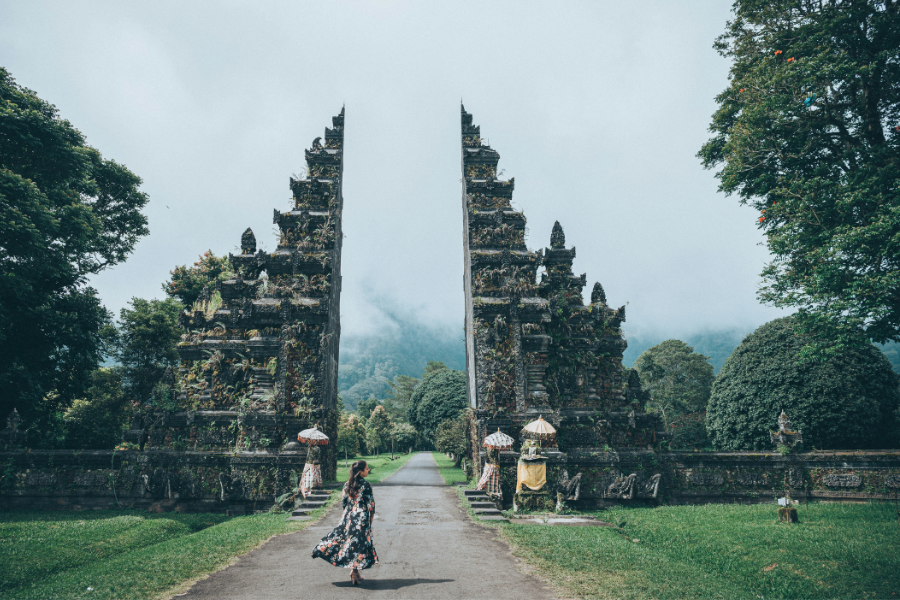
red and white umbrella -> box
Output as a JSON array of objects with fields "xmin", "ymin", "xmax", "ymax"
[
  {"xmin": 483, "ymin": 429, "xmax": 515, "ymax": 450},
  {"xmin": 297, "ymin": 427, "xmax": 329, "ymax": 445}
]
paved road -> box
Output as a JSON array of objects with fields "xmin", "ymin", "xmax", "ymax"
[{"xmin": 178, "ymin": 453, "xmax": 556, "ymax": 599}]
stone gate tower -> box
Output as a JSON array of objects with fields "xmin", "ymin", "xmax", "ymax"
[
  {"xmin": 461, "ymin": 105, "xmax": 664, "ymax": 505},
  {"xmin": 129, "ymin": 109, "xmax": 345, "ymax": 483}
]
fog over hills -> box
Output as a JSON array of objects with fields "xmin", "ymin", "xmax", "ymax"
[{"xmin": 338, "ymin": 316, "xmax": 900, "ymax": 410}]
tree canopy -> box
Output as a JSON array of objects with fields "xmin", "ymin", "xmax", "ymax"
[
  {"xmin": 699, "ymin": 0, "xmax": 900, "ymax": 355},
  {"xmin": 0, "ymin": 67, "xmax": 148, "ymax": 430},
  {"xmin": 634, "ymin": 340, "xmax": 715, "ymax": 432},
  {"xmin": 163, "ymin": 250, "xmax": 233, "ymax": 308},
  {"xmin": 706, "ymin": 316, "xmax": 900, "ymax": 450},
  {"xmin": 407, "ymin": 368, "xmax": 467, "ymax": 438},
  {"xmin": 114, "ymin": 297, "xmax": 183, "ymax": 406}
]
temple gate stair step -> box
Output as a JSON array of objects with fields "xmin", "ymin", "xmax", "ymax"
[
  {"xmin": 474, "ymin": 508, "xmax": 503, "ymax": 516},
  {"xmin": 469, "ymin": 501, "xmax": 496, "ymax": 509},
  {"xmin": 303, "ymin": 493, "xmax": 330, "ymax": 502}
]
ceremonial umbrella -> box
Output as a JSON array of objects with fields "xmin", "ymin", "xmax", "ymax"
[
  {"xmin": 522, "ymin": 415, "xmax": 556, "ymax": 439},
  {"xmin": 297, "ymin": 426, "xmax": 329, "ymax": 445},
  {"xmin": 483, "ymin": 429, "xmax": 515, "ymax": 450}
]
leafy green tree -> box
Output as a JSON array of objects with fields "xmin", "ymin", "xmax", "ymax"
[
  {"xmin": 408, "ymin": 368, "xmax": 467, "ymax": 438},
  {"xmin": 424, "ymin": 360, "xmax": 448, "ymax": 376},
  {"xmin": 337, "ymin": 413, "xmax": 361, "ymax": 461},
  {"xmin": 0, "ymin": 67, "xmax": 148, "ymax": 432},
  {"xmin": 390, "ymin": 422, "xmax": 418, "ymax": 453},
  {"xmin": 357, "ymin": 397, "xmax": 379, "ymax": 420},
  {"xmin": 367, "ymin": 405, "xmax": 393, "ymax": 453},
  {"xmin": 634, "ymin": 340, "xmax": 715, "ymax": 433},
  {"xmin": 385, "ymin": 374, "xmax": 419, "ymax": 421},
  {"xmin": 116, "ymin": 298, "xmax": 182, "ymax": 406},
  {"xmin": 365, "ymin": 426, "xmax": 383, "ymax": 457},
  {"xmin": 163, "ymin": 250, "xmax": 233, "ymax": 308},
  {"xmin": 707, "ymin": 316, "xmax": 900, "ymax": 450},
  {"xmin": 699, "ymin": 1, "xmax": 900, "ymax": 355},
  {"xmin": 433, "ymin": 414, "xmax": 470, "ymax": 467},
  {"xmin": 63, "ymin": 367, "xmax": 129, "ymax": 449}
]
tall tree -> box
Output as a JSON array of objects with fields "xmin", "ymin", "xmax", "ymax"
[
  {"xmin": 408, "ymin": 368, "xmax": 467, "ymax": 438},
  {"xmin": 383, "ymin": 374, "xmax": 419, "ymax": 421},
  {"xmin": 163, "ymin": 250, "xmax": 233, "ymax": 308},
  {"xmin": 699, "ymin": 1, "xmax": 900, "ymax": 356},
  {"xmin": 634, "ymin": 340, "xmax": 715, "ymax": 433},
  {"xmin": 63, "ymin": 367, "xmax": 129, "ymax": 449},
  {"xmin": 0, "ymin": 67, "xmax": 148, "ymax": 430},
  {"xmin": 116, "ymin": 298, "xmax": 182, "ymax": 406},
  {"xmin": 337, "ymin": 413, "xmax": 361, "ymax": 460},
  {"xmin": 367, "ymin": 405, "xmax": 393, "ymax": 454}
]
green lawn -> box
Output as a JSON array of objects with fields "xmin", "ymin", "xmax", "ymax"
[
  {"xmin": 0, "ymin": 502, "xmax": 335, "ymax": 600},
  {"xmin": 335, "ymin": 451, "xmax": 418, "ymax": 484},
  {"xmin": 0, "ymin": 455, "xmax": 417, "ymax": 600},
  {"xmin": 501, "ymin": 501, "xmax": 900, "ymax": 600},
  {"xmin": 431, "ymin": 452, "xmax": 469, "ymax": 485}
]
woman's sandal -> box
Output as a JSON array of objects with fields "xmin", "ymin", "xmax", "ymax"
[{"xmin": 350, "ymin": 569, "xmax": 361, "ymax": 585}]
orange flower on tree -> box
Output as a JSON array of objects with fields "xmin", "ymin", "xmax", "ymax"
[
  {"xmin": 775, "ymin": 50, "xmax": 783, "ymax": 55},
  {"xmin": 787, "ymin": 57, "xmax": 795, "ymax": 63}
]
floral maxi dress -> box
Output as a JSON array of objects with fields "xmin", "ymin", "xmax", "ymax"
[{"xmin": 311, "ymin": 479, "xmax": 378, "ymax": 570}]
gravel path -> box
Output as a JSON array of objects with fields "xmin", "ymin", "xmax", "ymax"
[{"xmin": 177, "ymin": 452, "xmax": 556, "ymax": 599}]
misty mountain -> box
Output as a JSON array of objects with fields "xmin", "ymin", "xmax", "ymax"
[
  {"xmin": 338, "ymin": 322, "xmax": 465, "ymax": 410},
  {"xmin": 338, "ymin": 323, "xmax": 899, "ymax": 410}
]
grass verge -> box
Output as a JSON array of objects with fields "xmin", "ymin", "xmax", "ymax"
[
  {"xmin": 335, "ymin": 451, "xmax": 418, "ymax": 484},
  {"xmin": 431, "ymin": 452, "xmax": 469, "ymax": 485},
  {"xmin": 500, "ymin": 501, "xmax": 900, "ymax": 600},
  {"xmin": 0, "ymin": 499, "xmax": 336, "ymax": 600}
]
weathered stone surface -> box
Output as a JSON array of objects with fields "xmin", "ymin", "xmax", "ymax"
[
  {"xmin": 823, "ymin": 474, "xmax": 862, "ymax": 488},
  {"xmin": 688, "ymin": 472, "xmax": 724, "ymax": 486}
]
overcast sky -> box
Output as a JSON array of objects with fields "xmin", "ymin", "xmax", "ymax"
[{"xmin": 0, "ymin": 0, "xmax": 786, "ymax": 342}]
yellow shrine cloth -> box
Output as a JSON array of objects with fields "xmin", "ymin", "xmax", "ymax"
[{"xmin": 516, "ymin": 461, "xmax": 546, "ymax": 493}]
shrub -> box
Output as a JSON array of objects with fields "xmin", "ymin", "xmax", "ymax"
[{"xmin": 706, "ymin": 317, "xmax": 900, "ymax": 450}]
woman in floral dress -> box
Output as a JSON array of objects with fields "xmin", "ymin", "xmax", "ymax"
[{"xmin": 311, "ymin": 460, "xmax": 378, "ymax": 585}]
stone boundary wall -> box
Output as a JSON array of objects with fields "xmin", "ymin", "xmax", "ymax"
[
  {"xmin": 0, "ymin": 449, "xmax": 311, "ymax": 514},
  {"xmin": 490, "ymin": 449, "xmax": 900, "ymax": 508},
  {"xmin": 4, "ymin": 448, "xmax": 899, "ymax": 514}
]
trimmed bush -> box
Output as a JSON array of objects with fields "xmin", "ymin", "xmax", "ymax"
[{"xmin": 706, "ymin": 317, "xmax": 900, "ymax": 450}]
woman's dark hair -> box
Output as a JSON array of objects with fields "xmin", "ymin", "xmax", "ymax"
[{"xmin": 347, "ymin": 460, "xmax": 368, "ymax": 497}]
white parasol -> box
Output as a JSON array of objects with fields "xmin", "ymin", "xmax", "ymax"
[
  {"xmin": 297, "ymin": 426, "xmax": 330, "ymax": 446},
  {"xmin": 483, "ymin": 429, "xmax": 515, "ymax": 450},
  {"xmin": 522, "ymin": 415, "xmax": 556, "ymax": 439}
]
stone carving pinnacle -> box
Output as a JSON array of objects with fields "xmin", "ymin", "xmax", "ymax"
[
  {"xmin": 241, "ymin": 228, "xmax": 257, "ymax": 254},
  {"xmin": 550, "ymin": 221, "xmax": 565, "ymax": 248},
  {"xmin": 591, "ymin": 282, "xmax": 607, "ymax": 305}
]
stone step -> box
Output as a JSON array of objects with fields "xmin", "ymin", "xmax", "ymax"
[
  {"xmin": 292, "ymin": 508, "xmax": 312, "ymax": 517},
  {"xmin": 469, "ymin": 501, "xmax": 496, "ymax": 509},
  {"xmin": 474, "ymin": 508, "xmax": 503, "ymax": 516},
  {"xmin": 304, "ymin": 494, "xmax": 330, "ymax": 501},
  {"xmin": 478, "ymin": 515, "xmax": 509, "ymax": 522},
  {"xmin": 298, "ymin": 501, "xmax": 327, "ymax": 509},
  {"xmin": 467, "ymin": 496, "xmax": 490, "ymax": 503},
  {"xmin": 287, "ymin": 516, "xmax": 312, "ymax": 522},
  {"xmin": 463, "ymin": 489, "xmax": 483, "ymax": 497},
  {"xmin": 322, "ymin": 483, "xmax": 343, "ymax": 490}
]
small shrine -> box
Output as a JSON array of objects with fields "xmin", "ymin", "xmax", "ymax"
[
  {"xmin": 0, "ymin": 409, "xmax": 27, "ymax": 449},
  {"xmin": 771, "ymin": 410, "xmax": 803, "ymax": 451}
]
